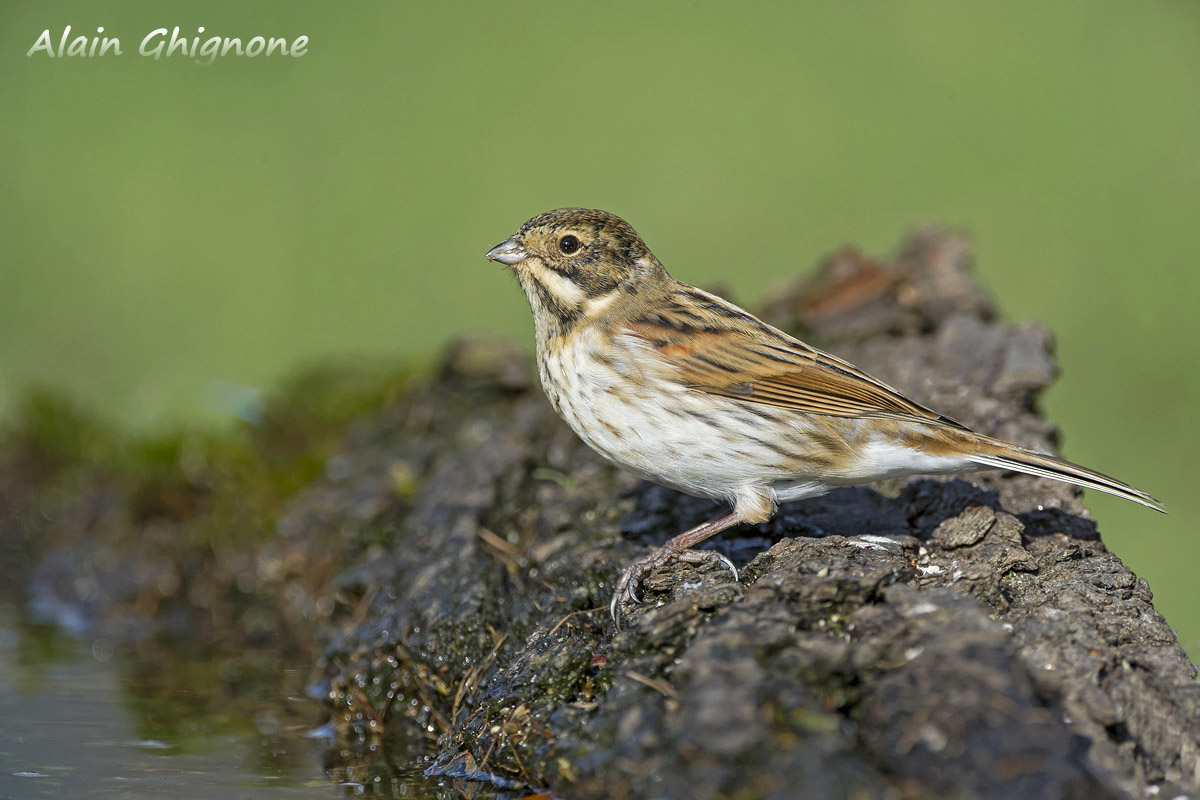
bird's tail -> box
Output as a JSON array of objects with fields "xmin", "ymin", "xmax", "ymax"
[{"xmin": 967, "ymin": 435, "xmax": 1166, "ymax": 513}]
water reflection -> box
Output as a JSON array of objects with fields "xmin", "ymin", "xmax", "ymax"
[
  {"xmin": 0, "ymin": 608, "xmax": 501, "ymax": 799},
  {"xmin": 0, "ymin": 611, "xmax": 331, "ymax": 798}
]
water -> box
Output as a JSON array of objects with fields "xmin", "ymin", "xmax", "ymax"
[
  {"xmin": 0, "ymin": 609, "xmax": 486, "ymax": 800},
  {"xmin": 0, "ymin": 611, "xmax": 331, "ymax": 799}
]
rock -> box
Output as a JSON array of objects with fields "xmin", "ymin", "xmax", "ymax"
[{"xmin": 314, "ymin": 230, "xmax": 1198, "ymax": 799}]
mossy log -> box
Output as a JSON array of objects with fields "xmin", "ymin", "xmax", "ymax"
[
  {"xmin": 317, "ymin": 231, "xmax": 1199, "ymax": 799},
  {"xmin": 3, "ymin": 230, "xmax": 1193, "ymax": 799}
]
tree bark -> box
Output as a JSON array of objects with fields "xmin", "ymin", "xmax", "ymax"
[{"xmin": 319, "ymin": 230, "xmax": 1199, "ymax": 799}]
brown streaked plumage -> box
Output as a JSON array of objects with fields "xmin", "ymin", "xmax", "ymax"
[{"xmin": 486, "ymin": 208, "xmax": 1165, "ymax": 621}]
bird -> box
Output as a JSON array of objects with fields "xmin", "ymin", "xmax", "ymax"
[{"xmin": 485, "ymin": 208, "xmax": 1165, "ymax": 620}]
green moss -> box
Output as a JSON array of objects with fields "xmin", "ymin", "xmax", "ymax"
[{"xmin": 2, "ymin": 360, "xmax": 416, "ymax": 544}]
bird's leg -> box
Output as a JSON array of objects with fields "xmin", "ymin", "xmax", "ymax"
[{"xmin": 610, "ymin": 510, "xmax": 743, "ymax": 620}]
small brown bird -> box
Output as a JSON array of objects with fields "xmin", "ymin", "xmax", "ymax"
[{"xmin": 486, "ymin": 208, "xmax": 1165, "ymax": 619}]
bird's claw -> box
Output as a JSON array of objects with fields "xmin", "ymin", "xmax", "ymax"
[
  {"xmin": 610, "ymin": 562, "xmax": 645, "ymax": 621},
  {"xmin": 679, "ymin": 549, "xmax": 739, "ymax": 582},
  {"xmin": 609, "ymin": 547, "xmax": 739, "ymax": 624}
]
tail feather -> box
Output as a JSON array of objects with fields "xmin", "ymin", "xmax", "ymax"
[{"xmin": 969, "ymin": 439, "xmax": 1166, "ymax": 513}]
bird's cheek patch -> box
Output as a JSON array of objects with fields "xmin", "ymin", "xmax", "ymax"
[{"xmin": 531, "ymin": 264, "xmax": 586, "ymax": 307}]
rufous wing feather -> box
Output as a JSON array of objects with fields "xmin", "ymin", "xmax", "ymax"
[{"xmin": 624, "ymin": 285, "xmax": 966, "ymax": 429}]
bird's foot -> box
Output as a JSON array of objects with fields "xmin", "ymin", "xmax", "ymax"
[{"xmin": 610, "ymin": 546, "xmax": 738, "ymax": 623}]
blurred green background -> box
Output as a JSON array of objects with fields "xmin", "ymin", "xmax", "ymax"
[{"xmin": 2, "ymin": 2, "xmax": 1197, "ymax": 652}]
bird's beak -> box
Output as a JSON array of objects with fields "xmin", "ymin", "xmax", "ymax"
[{"xmin": 485, "ymin": 238, "xmax": 528, "ymax": 266}]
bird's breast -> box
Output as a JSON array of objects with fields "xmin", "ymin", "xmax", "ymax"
[{"xmin": 535, "ymin": 330, "xmax": 812, "ymax": 500}]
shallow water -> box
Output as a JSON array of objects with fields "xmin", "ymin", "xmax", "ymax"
[{"xmin": 0, "ymin": 608, "xmax": 484, "ymax": 800}]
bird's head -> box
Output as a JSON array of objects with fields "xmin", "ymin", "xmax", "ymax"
[{"xmin": 486, "ymin": 208, "xmax": 667, "ymax": 335}]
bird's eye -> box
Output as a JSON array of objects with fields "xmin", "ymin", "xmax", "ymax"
[{"xmin": 558, "ymin": 235, "xmax": 581, "ymax": 255}]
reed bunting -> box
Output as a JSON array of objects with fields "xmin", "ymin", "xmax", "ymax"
[{"xmin": 486, "ymin": 208, "xmax": 1164, "ymax": 620}]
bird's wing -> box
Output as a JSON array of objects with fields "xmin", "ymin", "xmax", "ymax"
[{"xmin": 622, "ymin": 284, "xmax": 968, "ymax": 429}]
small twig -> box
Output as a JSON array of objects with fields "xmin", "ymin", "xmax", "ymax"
[
  {"xmin": 376, "ymin": 677, "xmax": 400, "ymax": 724},
  {"xmin": 624, "ymin": 670, "xmax": 678, "ymax": 699},
  {"xmin": 349, "ymin": 584, "xmax": 379, "ymax": 626},
  {"xmin": 477, "ymin": 708, "xmax": 498, "ymax": 773},
  {"xmin": 409, "ymin": 666, "xmax": 452, "ymax": 736},
  {"xmin": 547, "ymin": 605, "xmax": 604, "ymax": 638},
  {"xmin": 508, "ymin": 738, "xmax": 529, "ymax": 783},
  {"xmin": 486, "ymin": 633, "xmax": 509, "ymax": 661},
  {"xmin": 476, "ymin": 526, "xmax": 520, "ymax": 560},
  {"xmin": 451, "ymin": 665, "xmax": 479, "ymax": 723},
  {"xmin": 450, "ymin": 634, "xmax": 509, "ymax": 730}
]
